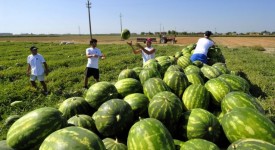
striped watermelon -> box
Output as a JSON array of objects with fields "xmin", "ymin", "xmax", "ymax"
[
  {"xmin": 173, "ymin": 139, "xmax": 184, "ymax": 149},
  {"xmin": 143, "ymin": 78, "xmax": 171, "ymax": 100},
  {"xmin": 205, "ymin": 78, "xmax": 231, "ymax": 106},
  {"xmin": 221, "ymin": 107, "xmax": 275, "ymax": 144},
  {"xmin": 67, "ymin": 114, "xmax": 97, "ymax": 133},
  {"xmin": 85, "ymin": 81, "xmax": 118, "ymax": 109},
  {"xmin": 182, "ymin": 84, "xmax": 210, "ymax": 110},
  {"xmin": 118, "ymin": 68, "xmax": 139, "ymax": 80},
  {"xmin": 166, "ymin": 65, "xmax": 184, "ymax": 72},
  {"xmin": 227, "ymin": 138, "xmax": 275, "ymax": 150},
  {"xmin": 143, "ymin": 59, "xmax": 161, "ymax": 70},
  {"xmin": 139, "ymin": 68, "xmax": 161, "ymax": 85},
  {"xmin": 177, "ymin": 56, "xmax": 192, "ymax": 69},
  {"xmin": 163, "ymin": 71, "xmax": 190, "ymax": 98},
  {"xmin": 92, "ymin": 99, "xmax": 133, "ymax": 137},
  {"xmin": 132, "ymin": 67, "xmax": 143, "ymax": 75},
  {"xmin": 158, "ymin": 60, "xmax": 173, "ymax": 77},
  {"xmin": 40, "ymin": 126, "xmax": 105, "ymax": 150},
  {"xmin": 127, "ymin": 118, "xmax": 175, "ymax": 150},
  {"xmin": 184, "ymin": 65, "xmax": 202, "ymax": 75},
  {"xmin": 218, "ymin": 74, "xmax": 250, "ymax": 93},
  {"xmin": 186, "ymin": 73, "xmax": 205, "ymax": 85},
  {"xmin": 124, "ymin": 93, "xmax": 149, "ymax": 118},
  {"xmin": 221, "ymin": 91, "xmax": 264, "ymax": 114},
  {"xmin": 58, "ymin": 97, "xmax": 93, "ymax": 119},
  {"xmin": 114, "ymin": 78, "xmax": 143, "ymax": 98},
  {"xmin": 212, "ymin": 62, "xmax": 230, "ymax": 74},
  {"xmin": 174, "ymin": 51, "xmax": 183, "ymax": 58},
  {"xmin": 7, "ymin": 107, "xmax": 66, "ymax": 150},
  {"xmin": 201, "ymin": 64, "xmax": 221, "ymax": 80},
  {"xmin": 155, "ymin": 55, "xmax": 171, "ymax": 62},
  {"xmin": 178, "ymin": 108, "xmax": 221, "ymax": 142},
  {"xmin": 103, "ymin": 138, "xmax": 127, "ymax": 150},
  {"xmin": 148, "ymin": 91, "xmax": 183, "ymax": 134},
  {"xmin": 180, "ymin": 139, "xmax": 220, "ymax": 150}
]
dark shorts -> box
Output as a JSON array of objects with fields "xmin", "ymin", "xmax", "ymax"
[
  {"xmin": 85, "ymin": 67, "xmax": 99, "ymax": 79},
  {"xmin": 190, "ymin": 54, "xmax": 208, "ymax": 64}
]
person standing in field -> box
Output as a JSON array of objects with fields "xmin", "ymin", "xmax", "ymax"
[
  {"xmin": 27, "ymin": 46, "xmax": 49, "ymax": 95},
  {"xmin": 127, "ymin": 38, "xmax": 156, "ymax": 65},
  {"xmin": 84, "ymin": 39, "xmax": 105, "ymax": 89},
  {"xmin": 190, "ymin": 31, "xmax": 215, "ymax": 64}
]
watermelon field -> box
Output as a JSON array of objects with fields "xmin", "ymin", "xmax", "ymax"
[{"xmin": 0, "ymin": 38, "xmax": 275, "ymax": 149}]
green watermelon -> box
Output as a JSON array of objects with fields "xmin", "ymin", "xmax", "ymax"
[
  {"xmin": 40, "ymin": 126, "xmax": 105, "ymax": 150},
  {"xmin": 177, "ymin": 56, "xmax": 192, "ymax": 69},
  {"xmin": 114, "ymin": 78, "xmax": 143, "ymax": 98},
  {"xmin": 155, "ymin": 56, "xmax": 171, "ymax": 62},
  {"xmin": 103, "ymin": 138, "xmax": 127, "ymax": 150},
  {"xmin": 163, "ymin": 71, "xmax": 190, "ymax": 98},
  {"xmin": 204, "ymin": 78, "xmax": 231, "ymax": 106},
  {"xmin": 178, "ymin": 108, "xmax": 221, "ymax": 142},
  {"xmin": 166, "ymin": 65, "xmax": 184, "ymax": 72},
  {"xmin": 67, "ymin": 114, "xmax": 97, "ymax": 133},
  {"xmin": 118, "ymin": 68, "xmax": 138, "ymax": 80},
  {"xmin": 212, "ymin": 62, "xmax": 230, "ymax": 74},
  {"xmin": 92, "ymin": 99, "xmax": 133, "ymax": 137},
  {"xmin": 221, "ymin": 91, "xmax": 265, "ymax": 114},
  {"xmin": 174, "ymin": 51, "xmax": 183, "ymax": 58},
  {"xmin": 221, "ymin": 107, "xmax": 275, "ymax": 144},
  {"xmin": 184, "ymin": 65, "xmax": 202, "ymax": 75},
  {"xmin": 127, "ymin": 118, "xmax": 175, "ymax": 150},
  {"xmin": 58, "ymin": 97, "xmax": 93, "ymax": 119},
  {"xmin": 180, "ymin": 139, "xmax": 220, "ymax": 150},
  {"xmin": 157, "ymin": 59, "xmax": 173, "ymax": 77},
  {"xmin": 201, "ymin": 64, "xmax": 221, "ymax": 80},
  {"xmin": 182, "ymin": 84, "xmax": 210, "ymax": 110},
  {"xmin": 143, "ymin": 59, "xmax": 161, "ymax": 70},
  {"xmin": 139, "ymin": 68, "xmax": 161, "ymax": 85},
  {"xmin": 124, "ymin": 93, "xmax": 149, "ymax": 118},
  {"xmin": 85, "ymin": 81, "xmax": 118, "ymax": 109},
  {"xmin": 132, "ymin": 67, "xmax": 143, "ymax": 75},
  {"xmin": 121, "ymin": 29, "xmax": 130, "ymax": 40},
  {"xmin": 186, "ymin": 73, "xmax": 205, "ymax": 85},
  {"xmin": 174, "ymin": 139, "xmax": 184, "ymax": 150},
  {"xmin": 143, "ymin": 78, "xmax": 171, "ymax": 100},
  {"xmin": 218, "ymin": 74, "xmax": 250, "ymax": 93},
  {"xmin": 7, "ymin": 107, "xmax": 67, "ymax": 150},
  {"xmin": 148, "ymin": 91, "xmax": 183, "ymax": 133},
  {"xmin": 227, "ymin": 138, "xmax": 275, "ymax": 150}
]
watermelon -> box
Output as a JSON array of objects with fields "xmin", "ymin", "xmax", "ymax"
[
  {"xmin": 114, "ymin": 78, "xmax": 143, "ymax": 98},
  {"xmin": 139, "ymin": 68, "xmax": 161, "ymax": 85},
  {"xmin": 143, "ymin": 78, "xmax": 171, "ymax": 100},
  {"xmin": 177, "ymin": 56, "xmax": 192, "ymax": 69},
  {"xmin": 178, "ymin": 108, "xmax": 221, "ymax": 142},
  {"xmin": 174, "ymin": 51, "xmax": 183, "ymax": 58},
  {"xmin": 166, "ymin": 65, "xmax": 184, "ymax": 72},
  {"xmin": 132, "ymin": 67, "xmax": 143, "ymax": 75},
  {"xmin": 148, "ymin": 91, "xmax": 183, "ymax": 133},
  {"xmin": 121, "ymin": 29, "xmax": 130, "ymax": 40},
  {"xmin": 143, "ymin": 59, "xmax": 161, "ymax": 70},
  {"xmin": 85, "ymin": 81, "xmax": 118, "ymax": 109},
  {"xmin": 157, "ymin": 59, "xmax": 173, "ymax": 76},
  {"xmin": 204, "ymin": 78, "xmax": 231, "ymax": 106},
  {"xmin": 201, "ymin": 64, "xmax": 221, "ymax": 80},
  {"xmin": 39, "ymin": 126, "xmax": 105, "ymax": 150},
  {"xmin": 180, "ymin": 139, "xmax": 220, "ymax": 150},
  {"xmin": 67, "ymin": 114, "xmax": 97, "ymax": 133},
  {"xmin": 184, "ymin": 65, "xmax": 202, "ymax": 75},
  {"xmin": 155, "ymin": 56, "xmax": 171, "ymax": 62},
  {"xmin": 127, "ymin": 118, "xmax": 175, "ymax": 150},
  {"xmin": 118, "ymin": 68, "xmax": 138, "ymax": 80},
  {"xmin": 221, "ymin": 107, "xmax": 275, "ymax": 144},
  {"xmin": 103, "ymin": 138, "xmax": 127, "ymax": 150},
  {"xmin": 221, "ymin": 91, "xmax": 265, "ymax": 114},
  {"xmin": 227, "ymin": 138, "xmax": 275, "ymax": 150},
  {"xmin": 212, "ymin": 62, "xmax": 230, "ymax": 74},
  {"xmin": 58, "ymin": 97, "xmax": 93, "ymax": 119},
  {"xmin": 92, "ymin": 99, "xmax": 133, "ymax": 137},
  {"xmin": 124, "ymin": 93, "xmax": 150, "ymax": 118},
  {"xmin": 174, "ymin": 139, "xmax": 184, "ymax": 150},
  {"xmin": 7, "ymin": 107, "xmax": 67, "ymax": 150},
  {"xmin": 186, "ymin": 73, "xmax": 204, "ymax": 85},
  {"xmin": 163, "ymin": 71, "xmax": 189, "ymax": 98},
  {"xmin": 182, "ymin": 84, "xmax": 210, "ymax": 110},
  {"xmin": 218, "ymin": 74, "xmax": 250, "ymax": 93}
]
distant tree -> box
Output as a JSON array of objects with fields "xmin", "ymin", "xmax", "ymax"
[{"xmin": 141, "ymin": 32, "xmax": 145, "ymax": 35}]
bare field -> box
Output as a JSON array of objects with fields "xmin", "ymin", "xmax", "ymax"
[{"xmin": 1, "ymin": 36, "xmax": 275, "ymax": 53}]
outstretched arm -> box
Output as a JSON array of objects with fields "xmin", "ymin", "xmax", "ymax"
[
  {"xmin": 136, "ymin": 43, "xmax": 156, "ymax": 54},
  {"xmin": 127, "ymin": 41, "xmax": 141, "ymax": 54}
]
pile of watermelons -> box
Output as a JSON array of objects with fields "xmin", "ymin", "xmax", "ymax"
[{"xmin": 1, "ymin": 44, "xmax": 275, "ymax": 150}]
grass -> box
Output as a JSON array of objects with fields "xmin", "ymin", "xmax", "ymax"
[{"xmin": 0, "ymin": 41, "xmax": 274, "ymax": 141}]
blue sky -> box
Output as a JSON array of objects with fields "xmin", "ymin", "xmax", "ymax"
[{"xmin": 1, "ymin": 0, "xmax": 275, "ymax": 34}]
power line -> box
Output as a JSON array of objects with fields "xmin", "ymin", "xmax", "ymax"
[{"xmin": 86, "ymin": 0, "xmax": 92, "ymax": 40}]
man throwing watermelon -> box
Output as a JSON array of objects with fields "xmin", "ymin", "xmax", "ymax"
[{"xmin": 127, "ymin": 38, "xmax": 156, "ymax": 65}]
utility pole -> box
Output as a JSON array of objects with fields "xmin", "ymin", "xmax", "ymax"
[
  {"xmin": 120, "ymin": 13, "xmax": 123, "ymax": 40},
  {"xmin": 86, "ymin": 0, "xmax": 92, "ymax": 40},
  {"xmin": 78, "ymin": 26, "xmax": 81, "ymax": 36}
]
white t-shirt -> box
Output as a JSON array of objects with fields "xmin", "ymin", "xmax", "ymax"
[
  {"xmin": 86, "ymin": 47, "xmax": 102, "ymax": 69},
  {"xmin": 142, "ymin": 47, "xmax": 156, "ymax": 63},
  {"xmin": 193, "ymin": 38, "xmax": 214, "ymax": 56},
  {"xmin": 27, "ymin": 54, "xmax": 46, "ymax": 76}
]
